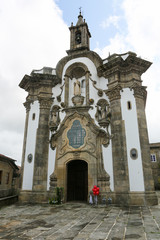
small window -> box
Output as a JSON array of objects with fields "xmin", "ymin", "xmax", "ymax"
[
  {"xmin": 75, "ymin": 31, "xmax": 81, "ymax": 44},
  {"xmin": 6, "ymin": 173, "xmax": 9, "ymax": 184},
  {"xmin": 151, "ymin": 154, "xmax": 156, "ymax": 162},
  {"xmin": 27, "ymin": 153, "xmax": 33, "ymax": 163},
  {"xmin": 32, "ymin": 113, "xmax": 35, "ymax": 120},
  {"xmin": 0, "ymin": 171, "xmax": 2, "ymax": 185},
  {"xmin": 130, "ymin": 148, "xmax": 138, "ymax": 160},
  {"xmin": 127, "ymin": 101, "xmax": 132, "ymax": 110},
  {"xmin": 81, "ymin": 79, "xmax": 85, "ymax": 88}
]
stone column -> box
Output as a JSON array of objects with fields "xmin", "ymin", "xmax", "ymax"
[
  {"xmin": 21, "ymin": 100, "xmax": 32, "ymax": 189},
  {"xmin": 64, "ymin": 75, "xmax": 69, "ymax": 107},
  {"xmin": 106, "ymin": 85, "xmax": 130, "ymax": 204},
  {"xmin": 133, "ymin": 86, "xmax": 155, "ymax": 191},
  {"xmin": 32, "ymin": 97, "xmax": 53, "ymax": 191},
  {"xmin": 85, "ymin": 71, "xmax": 90, "ymax": 105}
]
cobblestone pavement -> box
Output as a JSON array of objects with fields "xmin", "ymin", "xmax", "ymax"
[{"xmin": 0, "ymin": 200, "xmax": 160, "ymax": 240}]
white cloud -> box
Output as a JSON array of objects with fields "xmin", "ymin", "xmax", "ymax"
[
  {"xmin": 122, "ymin": 0, "xmax": 160, "ymax": 59},
  {"xmin": 0, "ymin": 0, "xmax": 69, "ymax": 165},
  {"xmin": 95, "ymin": 0, "xmax": 160, "ymax": 143},
  {"xmin": 95, "ymin": 33, "xmax": 130, "ymax": 59},
  {"xmin": 100, "ymin": 15, "xmax": 121, "ymax": 29}
]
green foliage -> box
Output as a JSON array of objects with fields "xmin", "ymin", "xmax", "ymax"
[
  {"xmin": 49, "ymin": 187, "xmax": 64, "ymax": 205},
  {"xmin": 56, "ymin": 187, "xmax": 64, "ymax": 204}
]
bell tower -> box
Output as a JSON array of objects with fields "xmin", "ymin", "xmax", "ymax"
[{"xmin": 67, "ymin": 11, "xmax": 91, "ymax": 55}]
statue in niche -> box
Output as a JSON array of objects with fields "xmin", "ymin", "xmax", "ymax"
[
  {"xmin": 95, "ymin": 99, "xmax": 111, "ymax": 134},
  {"xmin": 74, "ymin": 79, "xmax": 81, "ymax": 96},
  {"xmin": 49, "ymin": 105, "xmax": 60, "ymax": 132}
]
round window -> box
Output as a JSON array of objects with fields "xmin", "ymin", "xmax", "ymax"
[
  {"xmin": 130, "ymin": 148, "xmax": 138, "ymax": 160},
  {"xmin": 27, "ymin": 153, "xmax": 33, "ymax": 163}
]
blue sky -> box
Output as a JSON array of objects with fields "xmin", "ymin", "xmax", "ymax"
[
  {"xmin": 0, "ymin": 0, "xmax": 160, "ymax": 165},
  {"xmin": 56, "ymin": 0, "xmax": 126, "ymax": 49}
]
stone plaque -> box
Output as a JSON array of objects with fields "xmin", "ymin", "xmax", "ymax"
[{"xmin": 67, "ymin": 120, "xmax": 86, "ymax": 149}]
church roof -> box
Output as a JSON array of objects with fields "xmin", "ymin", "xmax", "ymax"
[{"xmin": 76, "ymin": 12, "xmax": 84, "ymax": 26}]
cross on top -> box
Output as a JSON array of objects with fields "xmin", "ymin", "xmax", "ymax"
[{"xmin": 79, "ymin": 7, "xmax": 82, "ymax": 15}]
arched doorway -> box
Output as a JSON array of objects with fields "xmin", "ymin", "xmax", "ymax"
[{"xmin": 67, "ymin": 160, "xmax": 88, "ymax": 201}]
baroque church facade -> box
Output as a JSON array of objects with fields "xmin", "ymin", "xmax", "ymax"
[{"xmin": 19, "ymin": 13, "xmax": 158, "ymax": 205}]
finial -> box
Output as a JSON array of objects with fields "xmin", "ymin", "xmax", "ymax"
[{"xmin": 79, "ymin": 7, "xmax": 82, "ymax": 15}]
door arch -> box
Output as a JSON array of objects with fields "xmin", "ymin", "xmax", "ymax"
[{"xmin": 67, "ymin": 160, "xmax": 88, "ymax": 201}]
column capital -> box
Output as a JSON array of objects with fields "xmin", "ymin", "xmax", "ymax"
[
  {"xmin": 105, "ymin": 85, "xmax": 122, "ymax": 101},
  {"xmin": 23, "ymin": 100, "xmax": 33, "ymax": 112},
  {"xmin": 38, "ymin": 97, "xmax": 53, "ymax": 109},
  {"xmin": 131, "ymin": 85, "xmax": 147, "ymax": 101}
]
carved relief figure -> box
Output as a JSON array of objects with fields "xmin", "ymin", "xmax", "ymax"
[
  {"xmin": 74, "ymin": 79, "xmax": 81, "ymax": 96},
  {"xmin": 95, "ymin": 99, "xmax": 111, "ymax": 135},
  {"xmin": 96, "ymin": 99, "xmax": 111, "ymax": 121},
  {"xmin": 49, "ymin": 105, "xmax": 60, "ymax": 132}
]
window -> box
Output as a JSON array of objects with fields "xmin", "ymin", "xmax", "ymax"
[
  {"xmin": 32, "ymin": 113, "xmax": 35, "ymax": 120},
  {"xmin": 151, "ymin": 154, "xmax": 156, "ymax": 162},
  {"xmin": 81, "ymin": 79, "xmax": 85, "ymax": 88},
  {"xmin": 6, "ymin": 172, "xmax": 9, "ymax": 184},
  {"xmin": 0, "ymin": 171, "xmax": 2, "ymax": 185},
  {"xmin": 130, "ymin": 148, "xmax": 138, "ymax": 160},
  {"xmin": 127, "ymin": 101, "xmax": 132, "ymax": 110},
  {"xmin": 75, "ymin": 31, "xmax": 81, "ymax": 44}
]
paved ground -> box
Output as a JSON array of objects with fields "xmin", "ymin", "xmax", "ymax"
[{"xmin": 0, "ymin": 195, "xmax": 160, "ymax": 240}]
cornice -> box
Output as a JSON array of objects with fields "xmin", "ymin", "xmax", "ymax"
[
  {"xmin": 97, "ymin": 53, "xmax": 152, "ymax": 78},
  {"xmin": 19, "ymin": 73, "xmax": 61, "ymax": 92}
]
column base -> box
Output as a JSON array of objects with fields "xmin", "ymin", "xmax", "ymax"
[
  {"xmin": 103, "ymin": 191, "xmax": 158, "ymax": 206},
  {"xmin": 19, "ymin": 190, "xmax": 54, "ymax": 204},
  {"xmin": 19, "ymin": 190, "xmax": 158, "ymax": 206}
]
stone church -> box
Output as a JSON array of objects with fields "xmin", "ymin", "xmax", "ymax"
[{"xmin": 19, "ymin": 12, "xmax": 158, "ymax": 205}]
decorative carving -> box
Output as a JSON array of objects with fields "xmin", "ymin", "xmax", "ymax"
[
  {"xmin": 59, "ymin": 139, "xmax": 67, "ymax": 155},
  {"xmin": 95, "ymin": 99, "xmax": 111, "ymax": 125},
  {"xmin": 89, "ymin": 98, "xmax": 94, "ymax": 105},
  {"xmin": 73, "ymin": 151, "xmax": 81, "ymax": 157},
  {"xmin": 49, "ymin": 105, "xmax": 61, "ymax": 132},
  {"xmin": 50, "ymin": 134, "xmax": 57, "ymax": 150},
  {"xmin": 23, "ymin": 100, "xmax": 32, "ymax": 112},
  {"xmin": 61, "ymin": 102, "xmax": 66, "ymax": 108},
  {"xmin": 38, "ymin": 97, "xmax": 53, "ymax": 109},
  {"xmin": 131, "ymin": 84, "xmax": 147, "ymax": 101},
  {"xmin": 89, "ymin": 76, "xmax": 103, "ymax": 97},
  {"xmin": 101, "ymin": 132, "xmax": 110, "ymax": 148},
  {"xmin": 95, "ymin": 99, "xmax": 112, "ymax": 145},
  {"xmin": 57, "ymin": 82, "xmax": 65, "ymax": 102},
  {"xmin": 72, "ymin": 95, "xmax": 84, "ymax": 106},
  {"xmin": 49, "ymin": 172, "xmax": 57, "ymax": 191},
  {"xmin": 105, "ymin": 85, "xmax": 122, "ymax": 101}
]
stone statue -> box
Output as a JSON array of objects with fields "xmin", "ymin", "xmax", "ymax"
[
  {"xmin": 101, "ymin": 105, "xmax": 107, "ymax": 119},
  {"xmin": 49, "ymin": 105, "xmax": 60, "ymax": 132},
  {"xmin": 74, "ymin": 79, "xmax": 81, "ymax": 96}
]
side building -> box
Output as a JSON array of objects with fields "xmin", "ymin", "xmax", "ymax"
[
  {"xmin": 0, "ymin": 154, "xmax": 21, "ymax": 198},
  {"xmin": 19, "ymin": 13, "xmax": 158, "ymax": 205},
  {"xmin": 150, "ymin": 143, "xmax": 160, "ymax": 190}
]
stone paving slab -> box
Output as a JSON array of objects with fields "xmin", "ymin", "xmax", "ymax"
[{"xmin": 0, "ymin": 202, "xmax": 160, "ymax": 240}]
